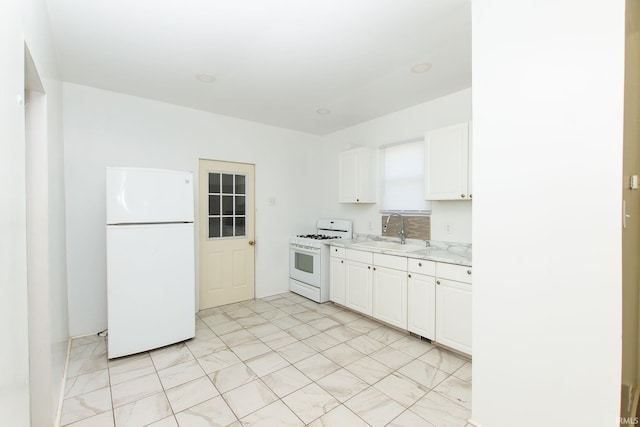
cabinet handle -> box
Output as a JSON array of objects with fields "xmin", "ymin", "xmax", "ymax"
[
  {"xmin": 341, "ymin": 260, "xmax": 344, "ymax": 264},
  {"xmin": 418, "ymin": 262, "xmax": 422, "ymax": 267},
  {"xmin": 368, "ymin": 266, "xmax": 371, "ymax": 269},
  {"xmin": 408, "ymin": 274, "xmax": 412, "ymax": 278},
  {"xmin": 436, "ymin": 280, "xmax": 441, "ymax": 285},
  {"xmin": 461, "ymin": 194, "xmax": 466, "ymax": 198},
  {"xmin": 334, "ymin": 248, "xmax": 338, "ymax": 252},
  {"xmin": 467, "ymin": 270, "xmax": 472, "ymax": 275},
  {"xmin": 469, "ymin": 194, "xmax": 473, "ymax": 199},
  {"xmin": 356, "ymin": 198, "xmax": 360, "ymax": 202},
  {"xmin": 373, "ymin": 267, "xmax": 376, "ymax": 271}
]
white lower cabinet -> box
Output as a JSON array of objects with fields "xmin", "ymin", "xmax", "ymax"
[
  {"xmin": 329, "ymin": 245, "xmax": 472, "ymax": 356},
  {"xmin": 408, "ymin": 272, "xmax": 436, "ymax": 340},
  {"xmin": 343, "ymin": 248, "xmax": 374, "ymax": 316},
  {"xmin": 373, "ymin": 265, "xmax": 408, "ymax": 329},
  {"xmin": 407, "ymin": 259, "xmax": 436, "ymax": 340},
  {"xmin": 329, "ymin": 256, "xmax": 346, "ymax": 305},
  {"xmin": 345, "ymin": 260, "xmax": 373, "ymax": 316},
  {"xmin": 435, "ymin": 264, "xmax": 472, "ymax": 355}
]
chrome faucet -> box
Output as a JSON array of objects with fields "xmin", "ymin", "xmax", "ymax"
[{"xmin": 383, "ymin": 212, "xmax": 405, "ymax": 244}]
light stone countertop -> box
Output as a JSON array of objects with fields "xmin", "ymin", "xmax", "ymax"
[{"xmin": 326, "ymin": 234, "xmax": 472, "ymax": 267}]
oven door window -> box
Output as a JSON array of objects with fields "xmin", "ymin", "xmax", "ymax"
[{"xmin": 295, "ymin": 252, "xmax": 315, "ymax": 274}]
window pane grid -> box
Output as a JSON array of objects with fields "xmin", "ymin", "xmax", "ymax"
[{"xmin": 207, "ymin": 171, "xmax": 248, "ymax": 239}]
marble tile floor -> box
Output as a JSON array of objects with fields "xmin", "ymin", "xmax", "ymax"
[{"xmin": 60, "ymin": 292, "xmax": 473, "ymax": 427}]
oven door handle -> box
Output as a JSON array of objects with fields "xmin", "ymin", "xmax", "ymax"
[{"xmin": 290, "ymin": 244, "xmax": 320, "ymax": 255}]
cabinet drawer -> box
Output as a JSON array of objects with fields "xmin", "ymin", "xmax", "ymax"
[
  {"xmin": 373, "ymin": 253, "xmax": 407, "ymax": 271},
  {"xmin": 407, "ymin": 258, "xmax": 436, "ymax": 276},
  {"xmin": 346, "ymin": 249, "xmax": 373, "ymax": 264},
  {"xmin": 330, "ymin": 246, "xmax": 346, "ymax": 258},
  {"xmin": 437, "ymin": 263, "xmax": 472, "ymax": 284}
]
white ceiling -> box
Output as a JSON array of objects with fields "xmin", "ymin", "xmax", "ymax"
[{"xmin": 45, "ymin": 0, "xmax": 471, "ymax": 135}]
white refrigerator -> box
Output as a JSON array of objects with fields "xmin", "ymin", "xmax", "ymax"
[{"xmin": 106, "ymin": 167, "xmax": 195, "ymax": 359}]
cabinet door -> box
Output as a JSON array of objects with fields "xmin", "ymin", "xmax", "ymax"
[
  {"xmin": 435, "ymin": 278, "xmax": 472, "ymax": 355},
  {"xmin": 372, "ymin": 266, "xmax": 407, "ymax": 329},
  {"xmin": 425, "ymin": 123, "xmax": 469, "ymax": 200},
  {"xmin": 329, "ymin": 256, "xmax": 346, "ymax": 305},
  {"xmin": 408, "ymin": 273, "xmax": 436, "ymax": 340},
  {"xmin": 345, "ymin": 260, "xmax": 373, "ymax": 316},
  {"xmin": 467, "ymin": 121, "xmax": 473, "ymax": 199},
  {"xmin": 339, "ymin": 149, "xmax": 359, "ymax": 203},
  {"xmin": 339, "ymin": 147, "xmax": 376, "ymax": 203}
]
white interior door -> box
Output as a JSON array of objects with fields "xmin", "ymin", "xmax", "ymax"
[{"xmin": 199, "ymin": 159, "xmax": 255, "ymax": 309}]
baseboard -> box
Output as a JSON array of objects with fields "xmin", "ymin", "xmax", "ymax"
[
  {"xmin": 54, "ymin": 337, "xmax": 72, "ymax": 427},
  {"xmin": 70, "ymin": 330, "xmax": 105, "ymax": 339},
  {"xmin": 467, "ymin": 418, "xmax": 484, "ymax": 427}
]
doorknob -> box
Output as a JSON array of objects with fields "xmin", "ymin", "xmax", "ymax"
[{"xmin": 248, "ymin": 240, "xmax": 255, "ymax": 246}]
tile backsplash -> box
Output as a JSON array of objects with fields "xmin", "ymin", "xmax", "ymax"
[{"xmin": 381, "ymin": 215, "xmax": 430, "ymax": 241}]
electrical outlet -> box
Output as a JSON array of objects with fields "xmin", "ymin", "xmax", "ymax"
[{"xmin": 445, "ymin": 224, "xmax": 453, "ymax": 234}]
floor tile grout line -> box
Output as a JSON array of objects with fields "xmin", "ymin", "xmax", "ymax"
[
  {"xmin": 63, "ymin": 291, "xmax": 470, "ymax": 427},
  {"xmin": 104, "ymin": 349, "xmax": 116, "ymax": 427},
  {"xmin": 242, "ymin": 293, "xmax": 461, "ymax": 424},
  {"xmin": 200, "ymin": 298, "xmax": 352, "ymax": 424}
]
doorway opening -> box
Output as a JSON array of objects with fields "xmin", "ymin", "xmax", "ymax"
[{"xmin": 24, "ymin": 44, "xmax": 55, "ymax": 426}]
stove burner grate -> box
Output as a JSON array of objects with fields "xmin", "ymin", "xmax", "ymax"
[{"xmin": 296, "ymin": 234, "xmax": 342, "ymax": 240}]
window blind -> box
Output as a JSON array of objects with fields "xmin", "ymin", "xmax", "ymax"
[{"xmin": 380, "ymin": 139, "xmax": 431, "ymax": 213}]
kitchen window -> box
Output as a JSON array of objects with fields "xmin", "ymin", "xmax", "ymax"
[{"xmin": 380, "ymin": 139, "xmax": 431, "ymax": 214}]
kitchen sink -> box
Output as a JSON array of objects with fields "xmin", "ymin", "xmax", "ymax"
[
  {"xmin": 353, "ymin": 241, "xmax": 427, "ymax": 253},
  {"xmin": 352, "ymin": 241, "xmax": 398, "ymax": 249},
  {"xmin": 383, "ymin": 244, "xmax": 428, "ymax": 253}
]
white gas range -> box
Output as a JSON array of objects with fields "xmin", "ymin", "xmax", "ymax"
[{"xmin": 289, "ymin": 219, "xmax": 353, "ymax": 303}]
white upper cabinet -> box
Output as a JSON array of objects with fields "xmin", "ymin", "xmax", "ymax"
[
  {"xmin": 424, "ymin": 122, "xmax": 472, "ymax": 201},
  {"xmin": 339, "ymin": 146, "xmax": 376, "ymax": 203}
]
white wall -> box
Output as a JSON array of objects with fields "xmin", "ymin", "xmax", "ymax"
[
  {"xmin": 46, "ymin": 73, "xmax": 69, "ymax": 420},
  {"xmin": 0, "ymin": 0, "xmax": 68, "ymax": 424},
  {"xmin": 1, "ymin": 0, "xmax": 31, "ymax": 424},
  {"xmin": 318, "ymin": 88, "xmax": 472, "ymax": 243},
  {"xmin": 23, "ymin": 0, "xmax": 69, "ymax": 420},
  {"xmin": 63, "ymin": 83, "xmax": 323, "ymax": 336},
  {"xmin": 472, "ymin": 1, "xmax": 624, "ymax": 426}
]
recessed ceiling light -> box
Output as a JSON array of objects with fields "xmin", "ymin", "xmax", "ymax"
[
  {"xmin": 195, "ymin": 73, "xmax": 216, "ymax": 83},
  {"xmin": 411, "ymin": 63, "xmax": 433, "ymax": 74},
  {"xmin": 316, "ymin": 108, "xmax": 331, "ymax": 115}
]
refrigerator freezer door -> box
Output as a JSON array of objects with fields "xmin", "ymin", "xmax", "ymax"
[
  {"xmin": 106, "ymin": 167, "xmax": 194, "ymax": 224},
  {"xmin": 107, "ymin": 223, "xmax": 195, "ymax": 358}
]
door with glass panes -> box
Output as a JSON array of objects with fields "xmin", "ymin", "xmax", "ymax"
[{"xmin": 199, "ymin": 159, "xmax": 255, "ymax": 309}]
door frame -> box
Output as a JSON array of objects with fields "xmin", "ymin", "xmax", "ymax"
[{"xmin": 197, "ymin": 158, "xmax": 256, "ymax": 310}]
